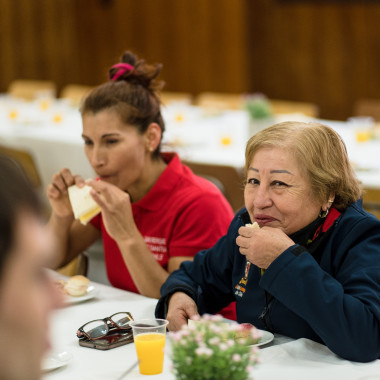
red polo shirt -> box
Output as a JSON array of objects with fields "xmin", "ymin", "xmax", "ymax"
[{"xmin": 91, "ymin": 153, "xmax": 235, "ymax": 298}]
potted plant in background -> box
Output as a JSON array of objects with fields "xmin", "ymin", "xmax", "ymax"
[
  {"xmin": 170, "ymin": 314, "xmax": 261, "ymax": 380},
  {"xmin": 244, "ymin": 93, "xmax": 274, "ymax": 136}
]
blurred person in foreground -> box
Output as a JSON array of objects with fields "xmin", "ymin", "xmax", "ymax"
[
  {"xmin": 46, "ymin": 51, "xmax": 234, "ymax": 318},
  {"xmin": 0, "ymin": 156, "xmax": 62, "ymax": 380},
  {"xmin": 156, "ymin": 121, "xmax": 380, "ymax": 362}
]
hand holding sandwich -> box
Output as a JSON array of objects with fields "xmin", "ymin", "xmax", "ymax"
[
  {"xmin": 47, "ymin": 168, "xmax": 85, "ymax": 220},
  {"xmin": 236, "ymin": 224, "xmax": 294, "ymax": 269},
  {"xmin": 86, "ymin": 179, "xmax": 140, "ymax": 242}
]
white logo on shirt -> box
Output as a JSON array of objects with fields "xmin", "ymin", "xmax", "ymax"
[{"xmin": 144, "ymin": 236, "xmax": 167, "ymax": 262}]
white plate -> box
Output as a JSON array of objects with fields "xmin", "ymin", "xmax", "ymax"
[
  {"xmin": 42, "ymin": 351, "xmax": 72, "ymax": 372},
  {"xmin": 252, "ymin": 329, "xmax": 274, "ymax": 347},
  {"xmin": 64, "ymin": 285, "xmax": 99, "ymax": 305}
]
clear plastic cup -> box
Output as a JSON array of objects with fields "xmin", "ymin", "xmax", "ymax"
[{"xmin": 130, "ymin": 318, "xmax": 169, "ymax": 375}]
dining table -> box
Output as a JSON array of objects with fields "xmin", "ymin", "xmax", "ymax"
[
  {"xmin": 1, "ymin": 95, "xmax": 380, "ymax": 200},
  {"xmin": 42, "ymin": 275, "xmax": 380, "ymax": 380}
]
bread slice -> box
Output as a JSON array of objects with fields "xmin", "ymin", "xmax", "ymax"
[
  {"xmin": 64, "ymin": 275, "xmax": 90, "ymax": 297},
  {"xmin": 245, "ymin": 222, "xmax": 260, "ymax": 229},
  {"xmin": 68, "ymin": 184, "xmax": 101, "ymax": 225}
]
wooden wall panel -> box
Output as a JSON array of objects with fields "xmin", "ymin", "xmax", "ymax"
[
  {"xmin": 72, "ymin": 0, "xmax": 250, "ymax": 93},
  {"xmin": 249, "ymin": 0, "xmax": 380, "ymax": 119},
  {"xmin": 1, "ymin": 0, "xmax": 380, "ymax": 119}
]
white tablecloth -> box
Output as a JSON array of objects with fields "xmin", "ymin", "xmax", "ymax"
[
  {"xmin": 1, "ymin": 97, "xmax": 380, "ymax": 196},
  {"xmin": 42, "ymin": 278, "xmax": 380, "ymax": 380}
]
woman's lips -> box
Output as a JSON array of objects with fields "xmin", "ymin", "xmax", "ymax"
[{"xmin": 254, "ymin": 215, "xmax": 278, "ymax": 225}]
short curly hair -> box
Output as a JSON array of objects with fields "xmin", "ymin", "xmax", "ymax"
[{"xmin": 245, "ymin": 121, "xmax": 362, "ymax": 211}]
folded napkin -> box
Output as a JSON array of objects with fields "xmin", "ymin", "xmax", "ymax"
[{"xmin": 253, "ymin": 338, "xmax": 380, "ymax": 380}]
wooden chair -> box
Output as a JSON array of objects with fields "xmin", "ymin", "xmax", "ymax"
[
  {"xmin": 353, "ymin": 99, "xmax": 380, "ymax": 121},
  {"xmin": 159, "ymin": 91, "xmax": 193, "ymax": 106},
  {"xmin": 8, "ymin": 79, "xmax": 56, "ymax": 101},
  {"xmin": 183, "ymin": 161, "xmax": 245, "ymax": 212},
  {"xmin": 195, "ymin": 92, "xmax": 319, "ymax": 117},
  {"xmin": 60, "ymin": 84, "xmax": 94, "ymax": 107},
  {"xmin": 362, "ymin": 187, "xmax": 380, "ymax": 220},
  {"xmin": 269, "ymin": 99, "xmax": 319, "ymax": 118},
  {"xmin": 194, "ymin": 92, "xmax": 245, "ymax": 110},
  {"xmin": 0, "ymin": 145, "xmax": 42, "ymax": 189},
  {"xmin": 56, "ymin": 252, "xmax": 89, "ymax": 277}
]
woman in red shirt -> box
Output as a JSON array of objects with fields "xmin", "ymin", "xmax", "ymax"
[{"xmin": 47, "ymin": 51, "xmax": 235, "ymax": 314}]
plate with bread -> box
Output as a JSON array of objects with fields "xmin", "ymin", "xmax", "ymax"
[{"xmin": 55, "ymin": 275, "xmax": 99, "ymax": 305}]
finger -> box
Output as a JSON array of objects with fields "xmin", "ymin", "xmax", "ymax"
[
  {"xmin": 238, "ymin": 226, "xmax": 257, "ymax": 238},
  {"xmin": 51, "ymin": 173, "xmax": 68, "ymax": 194},
  {"xmin": 46, "ymin": 184, "xmax": 60, "ymax": 199},
  {"xmin": 236, "ymin": 236, "xmax": 249, "ymax": 249},
  {"xmin": 184, "ymin": 302, "xmax": 199, "ymax": 320},
  {"xmin": 74, "ymin": 175, "xmax": 85, "ymax": 187},
  {"xmin": 89, "ymin": 188, "xmax": 105, "ymax": 209},
  {"xmin": 167, "ymin": 315, "xmax": 187, "ymax": 331},
  {"xmin": 60, "ymin": 168, "xmax": 76, "ymax": 188},
  {"xmin": 238, "ymin": 246, "xmax": 248, "ymax": 256}
]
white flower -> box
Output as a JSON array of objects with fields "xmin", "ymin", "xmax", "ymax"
[
  {"xmin": 210, "ymin": 314, "xmax": 223, "ymax": 322},
  {"xmin": 209, "ymin": 337, "xmax": 220, "ymax": 345},
  {"xmin": 232, "ymin": 354, "xmax": 241, "ymax": 362},
  {"xmin": 219, "ymin": 343, "xmax": 228, "ymax": 351},
  {"xmin": 195, "ymin": 347, "xmax": 213, "ymax": 357},
  {"xmin": 226, "ymin": 339, "xmax": 235, "ymax": 347}
]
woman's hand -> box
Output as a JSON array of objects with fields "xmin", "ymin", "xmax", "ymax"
[
  {"xmin": 166, "ymin": 292, "xmax": 200, "ymax": 331},
  {"xmin": 46, "ymin": 168, "xmax": 85, "ymax": 219},
  {"xmin": 87, "ymin": 179, "xmax": 138, "ymax": 242},
  {"xmin": 236, "ymin": 226, "xmax": 295, "ymax": 269}
]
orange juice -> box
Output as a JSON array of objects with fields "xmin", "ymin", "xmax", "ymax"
[{"xmin": 134, "ymin": 333, "xmax": 166, "ymax": 375}]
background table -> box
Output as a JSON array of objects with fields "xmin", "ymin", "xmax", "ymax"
[
  {"xmin": 42, "ymin": 277, "xmax": 380, "ymax": 380},
  {"xmin": 1, "ymin": 97, "xmax": 380, "ymax": 196}
]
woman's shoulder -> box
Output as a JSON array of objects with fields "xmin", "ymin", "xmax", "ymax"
[{"xmin": 336, "ymin": 200, "xmax": 380, "ymax": 234}]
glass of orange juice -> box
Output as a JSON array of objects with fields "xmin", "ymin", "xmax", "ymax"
[{"xmin": 130, "ymin": 318, "xmax": 169, "ymax": 375}]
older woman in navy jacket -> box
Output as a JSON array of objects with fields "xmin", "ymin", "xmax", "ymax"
[{"xmin": 156, "ymin": 121, "xmax": 380, "ymax": 363}]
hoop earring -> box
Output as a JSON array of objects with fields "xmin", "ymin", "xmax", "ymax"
[{"xmin": 319, "ymin": 208, "xmax": 329, "ymax": 218}]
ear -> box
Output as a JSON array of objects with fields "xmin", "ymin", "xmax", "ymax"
[
  {"xmin": 144, "ymin": 123, "xmax": 162, "ymax": 152},
  {"xmin": 321, "ymin": 194, "xmax": 335, "ymax": 212}
]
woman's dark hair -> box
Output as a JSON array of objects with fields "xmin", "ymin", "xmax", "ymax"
[
  {"xmin": 81, "ymin": 51, "xmax": 165, "ymax": 159},
  {"xmin": 0, "ymin": 155, "xmax": 41, "ymax": 280}
]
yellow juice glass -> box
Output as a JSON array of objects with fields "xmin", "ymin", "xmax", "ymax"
[{"xmin": 130, "ymin": 319, "xmax": 169, "ymax": 375}]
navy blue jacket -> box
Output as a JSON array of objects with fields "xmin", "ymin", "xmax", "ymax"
[{"xmin": 156, "ymin": 202, "xmax": 380, "ymax": 362}]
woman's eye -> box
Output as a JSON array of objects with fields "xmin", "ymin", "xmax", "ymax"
[
  {"xmin": 83, "ymin": 139, "xmax": 93, "ymax": 146},
  {"xmin": 272, "ymin": 180, "xmax": 288, "ymax": 187},
  {"xmin": 106, "ymin": 139, "xmax": 118, "ymax": 145},
  {"xmin": 247, "ymin": 178, "xmax": 260, "ymax": 185}
]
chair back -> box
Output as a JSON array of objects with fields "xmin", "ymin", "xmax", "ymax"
[
  {"xmin": 159, "ymin": 91, "xmax": 193, "ymax": 106},
  {"xmin": 194, "ymin": 92, "xmax": 245, "ymax": 110},
  {"xmin": 353, "ymin": 99, "xmax": 380, "ymax": 121},
  {"xmin": 362, "ymin": 187, "xmax": 380, "ymax": 220},
  {"xmin": 8, "ymin": 80, "xmax": 56, "ymax": 101},
  {"xmin": 56, "ymin": 252, "xmax": 89, "ymax": 277},
  {"xmin": 183, "ymin": 161, "xmax": 245, "ymax": 212},
  {"xmin": 195, "ymin": 92, "xmax": 319, "ymax": 117},
  {"xmin": 0, "ymin": 145, "xmax": 42, "ymax": 188},
  {"xmin": 60, "ymin": 84, "xmax": 94, "ymax": 107},
  {"xmin": 269, "ymin": 99, "xmax": 319, "ymax": 118}
]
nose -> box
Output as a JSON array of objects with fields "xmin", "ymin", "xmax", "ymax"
[
  {"xmin": 88, "ymin": 145, "xmax": 106, "ymax": 169},
  {"xmin": 252, "ymin": 184, "xmax": 272, "ymax": 210}
]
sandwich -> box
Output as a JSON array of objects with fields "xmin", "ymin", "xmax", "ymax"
[
  {"xmin": 245, "ymin": 222, "xmax": 260, "ymax": 229},
  {"xmin": 64, "ymin": 275, "xmax": 90, "ymax": 297},
  {"xmin": 68, "ymin": 183, "xmax": 101, "ymax": 225}
]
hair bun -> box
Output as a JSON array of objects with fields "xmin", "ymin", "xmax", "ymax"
[{"xmin": 108, "ymin": 51, "xmax": 164, "ymax": 92}]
